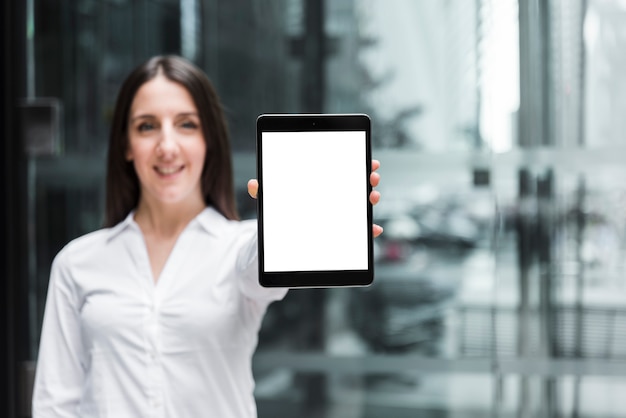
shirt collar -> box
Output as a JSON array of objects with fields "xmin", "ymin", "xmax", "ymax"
[
  {"xmin": 106, "ymin": 210, "xmax": 137, "ymax": 242},
  {"xmin": 194, "ymin": 206, "xmax": 229, "ymax": 237},
  {"xmin": 106, "ymin": 206, "xmax": 229, "ymax": 242}
]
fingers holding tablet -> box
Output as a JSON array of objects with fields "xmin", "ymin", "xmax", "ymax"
[{"xmin": 248, "ymin": 159, "xmax": 383, "ymax": 238}]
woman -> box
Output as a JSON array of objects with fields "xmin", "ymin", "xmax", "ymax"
[{"xmin": 32, "ymin": 55, "xmax": 382, "ymax": 417}]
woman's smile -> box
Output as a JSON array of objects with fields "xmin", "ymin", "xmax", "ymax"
[{"xmin": 154, "ymin": 164, "xmax": 185, "ymax": 177}]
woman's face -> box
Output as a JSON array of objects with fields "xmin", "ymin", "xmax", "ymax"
[{"xmin": 126, "ymin": 74, "xmax": 207, "ymax": 209}]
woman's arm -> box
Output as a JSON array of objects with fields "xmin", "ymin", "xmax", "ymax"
[
  {"xmin": 32, "ymin": 250, "xmax": 86, "ymax": 417},
  {"xmin": 235, "ymin": 222, "xmax": 288, "ymax": 302}
]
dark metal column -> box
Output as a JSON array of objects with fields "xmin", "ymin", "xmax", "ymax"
[
  {"xmin": 2, "ymin": 0, "xmax": 29, "ymax": 417},
  {"xmin": 517, "ymin": 0, "xmax": 555, "ymax": 416}
]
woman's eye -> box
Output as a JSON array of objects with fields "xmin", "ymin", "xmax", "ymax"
[
  {"xmin": 180, "ymin": 121, "xmax": 198, "ymax": 130},
  {"xmin": 137, "ymin": 122, "xmax": 155, "ymax": 132}
]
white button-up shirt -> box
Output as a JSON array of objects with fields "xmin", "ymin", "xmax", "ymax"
[{"xmin": 32, "ymin": 207, "xmax": 287, "ymax": 418}]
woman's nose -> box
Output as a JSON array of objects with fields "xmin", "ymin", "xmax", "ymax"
[{"xmin": 157, "ymin": 125, "xmax": 178, "ymax": 156}]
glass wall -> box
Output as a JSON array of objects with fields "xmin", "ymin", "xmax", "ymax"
[{"xmin": 20, "ymin": 0, "xmax": 626, "ymax": 417}]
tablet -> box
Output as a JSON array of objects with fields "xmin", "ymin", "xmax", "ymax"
[{"xmin": 256, "ymin": 114, "xmax": 374, "ymax": 288}]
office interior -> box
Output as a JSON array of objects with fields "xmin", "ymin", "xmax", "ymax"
[{"xmin": 3, "ymin": 0, "xmax": 626, "ymax": 417}]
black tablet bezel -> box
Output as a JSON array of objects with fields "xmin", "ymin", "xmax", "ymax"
[{"xmin": 256, "ymin": 114, "xmax": 374, "ymax": 288}]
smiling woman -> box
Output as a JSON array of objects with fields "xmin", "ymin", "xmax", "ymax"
[{"xmin": 30, "ymin": 55, "xmax": 382, "ymax": 418}]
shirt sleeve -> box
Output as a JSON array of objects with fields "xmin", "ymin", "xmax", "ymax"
[
  {"xmin": 236, "ymin": 220, "xmax": 288, "ymax": 303},
  {"xmin": 32, "ymin": 248, "xmax": 86, "ymax": 417}
]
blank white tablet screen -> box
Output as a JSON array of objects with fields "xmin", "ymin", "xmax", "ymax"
[{"xmin": 261, "ymin": 130, "xmax": 368, "ymax": 272}]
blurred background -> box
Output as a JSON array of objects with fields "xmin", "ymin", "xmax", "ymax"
[{"xmin": 3, "ymin": 0, "xmax": 626, "ymax": 417}]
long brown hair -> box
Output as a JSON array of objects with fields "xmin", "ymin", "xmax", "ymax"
[{"xmin": 104, "ymin": 55, "xmax": 239, "ymax": 227}]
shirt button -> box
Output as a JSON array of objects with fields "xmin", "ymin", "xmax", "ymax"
[{"xmin": 150, "ymin": 399, "xmax": 161, "ymax": 408}]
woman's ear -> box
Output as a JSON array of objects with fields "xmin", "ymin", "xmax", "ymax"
[{"xmin": 125, "ymin": 148, "xmax": 133, "ymax": 161}]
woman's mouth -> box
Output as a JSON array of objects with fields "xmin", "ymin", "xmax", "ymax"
[{"xmin": 155, "ymin": 165, "xmax": 184, "ymax": 176}]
